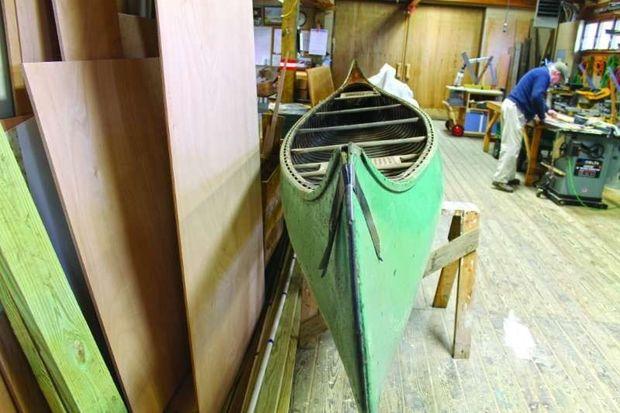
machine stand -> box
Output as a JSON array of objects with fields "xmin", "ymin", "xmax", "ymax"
[{"xmin": 540, "ymin": 187, "xmax": 608, "ymax": 209}]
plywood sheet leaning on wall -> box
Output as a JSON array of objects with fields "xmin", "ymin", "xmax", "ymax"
[
  {"xmin": 0, "ymin": 0, "xmax": 60, "ymax": 115},
  {"xmin": 0, "ymin": 127, "xmax": 125, "ymax": 411},
  {"xmin": 16, "ymin": 0, "xmax": 59, "ymax": 62},
  {"xmin": 479, "ymin": 7, "xmax": 533, "ymax": 89},
  {"xmin": 155, "ymin": 0, "xmax": 265, "ymax": 411},
  {"xmin": 50, "ymin": 0, "xmax": 122, "ymax": 60},
  {"xmin": 118, "ymin": 13, "xmax": 158, "ymax": 58},
  {"xmin": 23, "ymin": 58, "xmax": 189, "ymax": 413},
  {"xmin": 554, "ymin": 21, "xmax": 579, "ymax": 74}
]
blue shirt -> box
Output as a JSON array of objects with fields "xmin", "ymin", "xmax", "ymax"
[{"xmin": 508, "ymin": 67, "xmax": 550, "ymax": 121}]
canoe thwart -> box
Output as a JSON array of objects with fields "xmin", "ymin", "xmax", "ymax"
[
  {"xmin": 291, "ymin": 136, "xmax": 426, "ymax": 154},
  {"xmin": 297, "ymin": 117, "xmax": 420, "ymax": 134}
]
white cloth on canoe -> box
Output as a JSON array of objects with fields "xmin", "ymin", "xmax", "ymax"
[{"xmin": 368, "ymin": 64, "xmax": 419, "ymax": 108}]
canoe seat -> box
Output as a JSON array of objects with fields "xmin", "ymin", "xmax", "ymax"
[{"xmin": 295, "ymin": 154, "xmax": 417, "ymax": 178}]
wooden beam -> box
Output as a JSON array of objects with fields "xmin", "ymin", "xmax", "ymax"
[
  {"xmin": 0, "ymin": 128, "xmax": 125, "ymax": 411},
  {"xmin": 431, "ymin": 213, "xmax": 463, "ymax": 308},
  {"xmin": 422, "ymin": 0, "xmax": 536, "ymax": 9},
  {"xmin": 424, "ymin": 227, "xmax": 480, "ymax": 277},
  {"xmin": 281, "ymin": 0, "xmax": 299, "ymax": 102},
  {"xmin": 452, "ymin": 211, "xmax": 479, "ymax": 359}
]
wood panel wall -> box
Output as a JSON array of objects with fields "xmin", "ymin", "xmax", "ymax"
[
  {"xmin": 405, "ymin": 5, "xmax": 484, "ymax": 110},
  {"xmin": 332, "ymin": 2, "xmax": 484, "ymax": 111},
  {"xmin": 332, "ymin": 2, "xmax": 535, "ymax": 112},
  {"xmin": 479, "ymin": 7, "xmax": 533, "ymax": 88},
  {"xmin": 332, "ymin": 0, "xmax": 408, "ymax": 86}
]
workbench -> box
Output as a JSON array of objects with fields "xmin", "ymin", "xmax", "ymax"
[
  {"xmin": 482, "ymin": 100, "xmax": 502, "ymax": 152},
  {"xmin": 443, "ymin": 86, "xmax": 503, "ymax": 137}
]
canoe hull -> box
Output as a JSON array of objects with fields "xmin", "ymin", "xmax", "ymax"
[{"xmin": 281, "ymin": 143, "xmax": 443, "ymax": 411}]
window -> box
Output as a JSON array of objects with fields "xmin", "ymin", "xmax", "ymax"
[
  {"xmin": 612, "ymin": 20, "xmax": 620, "ymax": 49},
  {"xmin": 596, "ymin": 20, "xmax": 614, "ymax": 49},
  {"xmin": 575, "ymin": 19, "xmax": 620, "ymax": 51}
]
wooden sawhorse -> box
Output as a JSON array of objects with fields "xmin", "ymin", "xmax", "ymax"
[
  {"xmin": 424, "ymin": 201, "xmax": 480, "ymax": 358},
  {"xmin": 300, "ymin": 201, "xmax": 480, "ymax": 359}
]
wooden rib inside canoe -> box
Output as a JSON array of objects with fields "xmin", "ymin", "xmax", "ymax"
[{"xmin": 284, "ymin": 73, "xmax": 430, "ymax": 188}]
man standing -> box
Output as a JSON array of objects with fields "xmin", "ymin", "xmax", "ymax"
[{"xmin": 492, "ymin": 61, "xmax": 569, "ymax": 192}]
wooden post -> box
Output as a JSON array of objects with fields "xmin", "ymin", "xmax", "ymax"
[
  {"xmin": 281, "ymin": 0, "xmax": 299, "ymax": 103},
  {"xmin": 452, "ymin": 211, "xmax": 479, "ymax": 359},
  {"xmin": 525, "ymin": 124, "xmax": 543, "ymax": 186},
  {"xmin": 432, "ymin": 213, "xmax": 462, "ymax": 308}
]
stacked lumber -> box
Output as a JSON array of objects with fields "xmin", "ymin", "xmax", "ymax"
[
  {"xmin": 0, "ymin": 0, "xmax": 266, "ymax": 412},
  {"xmin": 223, "ymin": 245, "xmax": 303, "ymax": 413},
  {"xmin": 0, "ymin": 127, "xmax": 124, "ymax": 410},
  {"xmin": 244, "ymin": 259, "xmax": 302, "ymax": 413}
]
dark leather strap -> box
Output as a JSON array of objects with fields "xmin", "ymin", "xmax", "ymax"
[{"xmin": 319, "ymin": 163, "xmax": 382, "ymax": 277}]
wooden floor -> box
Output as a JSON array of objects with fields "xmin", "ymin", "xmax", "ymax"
[{"xmin": 290, "ymin": 122, "xmax": 620, "ymax": 413}]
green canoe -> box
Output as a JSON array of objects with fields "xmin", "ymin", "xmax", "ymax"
[{"xmin": 280, "ymin": 62, "xmax": 444, "ymax": 412}]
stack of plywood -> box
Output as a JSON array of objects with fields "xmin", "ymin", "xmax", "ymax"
[{"xmin": 0, "ymin": 0, "xmax": 264, "ymax": 411}]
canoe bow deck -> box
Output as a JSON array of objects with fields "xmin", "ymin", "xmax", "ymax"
[{"xmin": 280, "ymin": 62, "xmax": 444, "ymax": 412}]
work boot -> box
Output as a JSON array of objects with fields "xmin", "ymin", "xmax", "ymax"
[
  {"xmin": 492, "ymin": 181, "xmax": 514, "ymax": 193},
  {"xmin": 507, "ymin": 178, "xmax": 520, "ymax": 186}
]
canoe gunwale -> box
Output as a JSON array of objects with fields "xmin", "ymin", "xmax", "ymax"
[{"xmin": 280, "ymin": 62, "xmax": 438, "ymax": 197}]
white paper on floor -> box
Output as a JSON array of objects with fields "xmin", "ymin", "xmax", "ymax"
[{"xmin": 503, "ymin": 310, "xmax": 536, "ymax": 360}]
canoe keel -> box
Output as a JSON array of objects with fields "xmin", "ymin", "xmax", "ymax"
[{"xmin": 281, "ymin": 145, "xmax": 443, "ymax": 411}]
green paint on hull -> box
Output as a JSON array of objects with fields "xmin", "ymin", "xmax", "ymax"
[
  {"xmin": 281, "ymin": 145, "xmax": 443, "ymax": 412},
  {"xmin": 281, "ymin": 61, "xmax": 444, "ymax": 411}
]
